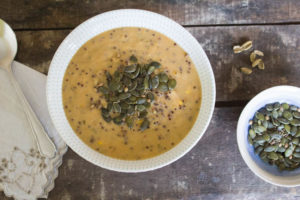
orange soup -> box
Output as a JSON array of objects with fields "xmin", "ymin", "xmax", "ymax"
[{"xmin": 62, "ymin": 27, "xmax": 201, "ymax": 160}]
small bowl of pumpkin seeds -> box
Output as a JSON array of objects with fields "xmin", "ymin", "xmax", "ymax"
[{"xmin": 237, "ymin": 85, "xmax": 300, "ymax": 187}]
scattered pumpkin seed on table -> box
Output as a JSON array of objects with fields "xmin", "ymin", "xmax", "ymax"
[{"xmin": 248, "ymin": 102, "xmax": 300, "ymax": 171}]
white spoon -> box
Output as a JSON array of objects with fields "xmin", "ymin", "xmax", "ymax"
[{"xmin": 0, "ymin": 19, "xmax": 56, "ymax": 158}]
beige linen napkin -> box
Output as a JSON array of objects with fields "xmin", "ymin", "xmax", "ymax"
[{"xmin": 0, "ymin": 61, "xmax": 67, "ymax": 200}]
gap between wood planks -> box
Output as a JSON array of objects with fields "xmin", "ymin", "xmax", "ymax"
[{"xmin": 12, "ymin": 21, "xmax": 300, "ymax": 32}]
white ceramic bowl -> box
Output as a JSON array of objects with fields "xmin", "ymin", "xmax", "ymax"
[
  {"xmin": 237, "ymin": 85, "xmax": 300, "ymax": 186},
  {"xmin": 47, "ymin": 9, "xmax": 215, "ymax": 172}
]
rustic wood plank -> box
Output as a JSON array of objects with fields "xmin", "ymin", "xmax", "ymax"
[
  {"xmin": 2, "ymin": 107, "xmax": 299, "ymax": 200},
  {"xmin": 14, "ymin": 25, "xmax": 300, "ymax": 102},
  {"xmin": 1, "ymin": 0, "xmax": 300, "ymax": 29}
]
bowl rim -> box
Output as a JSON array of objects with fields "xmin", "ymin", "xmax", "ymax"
[
  {"xmin": 237, "ymin": 85, "xmax": 300, "ymax": 187},
  {"xmin": 46, "ymin": 9, "xmax": 216, "ymax": 172}
]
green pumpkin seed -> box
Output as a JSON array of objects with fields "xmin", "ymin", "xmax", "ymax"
[
  {"xmin": 113, "ymin": 102, "xmax": 121, "ymax": 113},
  {"xmin": 255, "ymin": 146, "xmax": 264, "ymax": 154},
  {"xmin": 258, "ymin": 125, "xmax": 267, "ymax": 133},
  {"xmin": 264, "ymin": 145, "xmax": 278, "ymax": 152},
  {"xmin": 253, "ymin": 125, "xmax": 262, "ymax": 134},
  {"xmin": 278, "ymin": 117, "xmax": 290, "ymax": 124},
  {"xmin": 124, "ymin": 64, "xmax": 137, "ymax": 73},
  {"xmin": 136, "ymin": 98, "xmax": 147, "ymax": 104},
  {"xmin": 127, "ymin": 65, "xmax": 140, "ymax": 79},
  {"xmin": 248, "ymin": 135, "xmax": 253, "ymax": 145},
  {"xmin": 102, "ymin": 115, "xmax": 112, "ymax": 122},
  {"xmin": 263, "ymin": 133, "xmax": 270, "ymax": 141},
  {"xmin": 272, "ymin": 110, "xmax": 278, "ymax": 119},
  {"xmin": 272, "ymin": 119, "xmax": 280, "ymax": 126},
  {"xmin": 129, "ymin": 55, "xmax": 138, "ymax": 63},
  {"xmin": 158, "ymin": 83, "xmax": 169, "ymax": 92},
  {"xmin": 282, "ymin": 103, "xmax": 290, "ymax": 110},
  {"xmin": 293, "ymin": 152, "xmax": 300, "ymax": 158},
  {"xmin": 127, "ymin": 105, "xmax": 135, "ymax": 115},
  {"xmin": 260, "ymin": 151, "xmax": 267, "ymax": 159},
  {"xmin": 144, "ymin": 76, "xmax": 149, "ymax": 89},
  {"xmin": 285, "ymin": 148, "xmax": 294, "ymax": 158},
  {"xmin": 284, "ymin": 124, "xmax": 291, "ymax": 133},
  {"xmin": 254, "ymin": 142, "xmax": 260, "ymax": 148},
  {"xmin": 295, "ymin": 147, "xmax": 300, "ymax": 152},
  {"xmin": 278, "ymin": 110, "xmax": 283, "ymax": 117},
  {"xmin": 97, "ymin": 86, "xmax": 109, "ymax": 94},
  {"xmin": 122, "ymin": 76, "xmax": 132, "ymax": 87},
  {"xmin": 257, "ymin": 120, "xmax": 262, "ymax": 126},
  {"xmin": 147, "ymin": 66, "xmax": 156, "ymax": 75},
  {"xmin": 107, "ymin": 103, "xmax": 113, "ymax": 112},
  {"xmin": 292, "ymin": 138, "xmax": 299, "ymax": 145},
  {"xmin": 284, "ymin": 158, "xmax": 293, "ymax": 165},
  {"xmin": 128, "ymin": 80, "xmax": 137, "ymax": 91},
  {"xmin": 291, "ymin": 119, "xmax": 300, "ymax": 126},
  {"xmin": 273, "ymin": 102, "xmax": 280, "ymax": 110},
  {"xmin": 125, "ymin": 116, "xmax": 134, "ymax": 128},
  {"xmin": 263, "ymin": 120, "xmax": 268, "ymax": 129},
  {"xmin": 149, "ymin": 61, "xmax": 161, "ymax": 69},
  {"xmin": 249, "ymin": 129, "xmax": 256, "ymax": 139},
  {"xmin": 113, "ymin": 116, "xmax": 123, "ymax": 125},
  {"xmin": 139, "ymin": 110, "xmax": 148, "ymax": 118},
  {"xmin": 266, "ymin": 104, "xmax": 274, "ymax": 111},
  {"xmin": 109, "ymin": 95, "xmax": 119, "ymax": 102},
  {"xmin": 146, "ymin": 92, "xmax": 155, "ymax": 102},
  {"xmin": 140, "ymin": 118, "xmax": 150, "ymax": 131},
  {"xmin": 268, "ymin": 121, "xmax": 274, "ymax": 129},
  {"xmin": 296, "ymin": 129, "xmax": 300, "ymax": 137},
  {"xmin": 291, "ymin": 126, "xmax": 298, "ymax": 136},
  {"xmin": 131, "ymin": 90, "xmax": 139, "ymax": 97},
  {"xmin": 268, "ymin": 152, "xmax": 279, "ymax": 160},
  {"xmin": 119, "ymin": 93, "xmax": 131, "ymax": 100},
  {"xmin": 277, "ymin": 124, "xmax": 284, "ymax": 131},
  {"xmin": 151, "ymin": 76, "xmax": 159, "ymax": 89},
  {"xmin": 255, "ymin": 112, "xmax": 265, "ymax": 121},
  {"xmin": 101, "ymin": 108, "xmax": 110, "ymax": 118},
  {"xmin": 120, "ymin": 102, "xmax": 130, "ymax": 110},
  {"xmin": 168, "ymin": 79, "xmax": 177, "ymax": 90},
  {"xmin": 136, "ymin": 105, "xmax": 146, "ymax": 111},
  {"xmin": 114, "ymin": 70, "xmax": 123, "ymax": 81},
  {"xmin": 293, "ymin": 112, "xmax": 300, "ymax": 119},
  {"xmin": 159, "ymin": 73, "xmax": 169, "ymax": 83},
  {"xmin": 278, "ymin": 147, "xmax": 286, "ymax": 153},
  {"xmin": 270, "ymin": 132, "xmax": 282, "ymax": 140},
  {"xmin": 109, "ymin": 80, "xmax": 121, "ymax": 91},
  {"xmin": 283, "ymin": 111, "xmax": 293, "ymax": 121}
]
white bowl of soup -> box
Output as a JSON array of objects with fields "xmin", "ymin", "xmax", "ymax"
[{"xmin": 47, "ymin": 9, "xmax": 215, "ymax": 172}]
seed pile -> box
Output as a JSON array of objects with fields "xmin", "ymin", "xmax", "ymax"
[
  {"xmin": 248, "ymin": 102, "xmax": 300, "ymax": 171},
  {"xmin": 96, "ymin": 55, "xmax": 177, "ymax": 131},
  {"xmin": 233, "ymin": 41, "xmax": 265, "ymax": 75}
]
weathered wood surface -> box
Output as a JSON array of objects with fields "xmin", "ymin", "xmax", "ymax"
[
  {"xmin": 14, "ymin": 25, "xmax": 300, "ymax": 102},
  {"xmin": 3, "ymin": 107, "xmax": 300, "ymax": 200},
  {"xmin": 1, "ymin": 1, "xmax": 300, "ymax": 199},
  {"xmin": 1, "ymin": 0, "xmax": 300, "ymax": 29}
]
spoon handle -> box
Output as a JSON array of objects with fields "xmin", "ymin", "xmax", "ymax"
[{"xmin": 8, "ymin": 70, "xmax": 56, "ymax": 158}]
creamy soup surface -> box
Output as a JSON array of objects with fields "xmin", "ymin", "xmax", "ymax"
[{"xmin": 62, "ymin": 27, "xmax": 201, "ymax": 160}]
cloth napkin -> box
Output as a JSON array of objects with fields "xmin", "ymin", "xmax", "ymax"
[{"xmin": 0, "ymin": 61, "xmax": 67, "ymax": 200}]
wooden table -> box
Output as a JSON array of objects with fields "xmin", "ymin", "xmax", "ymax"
[{"xmin": 1, "ymin": 1, "xmax": 300, "ymax": 199}]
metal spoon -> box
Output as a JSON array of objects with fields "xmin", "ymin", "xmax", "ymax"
[{"xmin": 0, "ymin": 19, "xmax": 56, "ymax": 158}]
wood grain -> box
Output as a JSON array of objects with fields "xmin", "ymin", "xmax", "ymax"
[
  {"xmin": 14, "ymin": 25, "xmax": 300, "ymax": 102},
  {"xmin": 2, "ymin": 107, "xmax": 299, "ymax": 200},
  {"xmin": 1, "ymin": 0, "xmax": 300, "ymax": 29}
]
